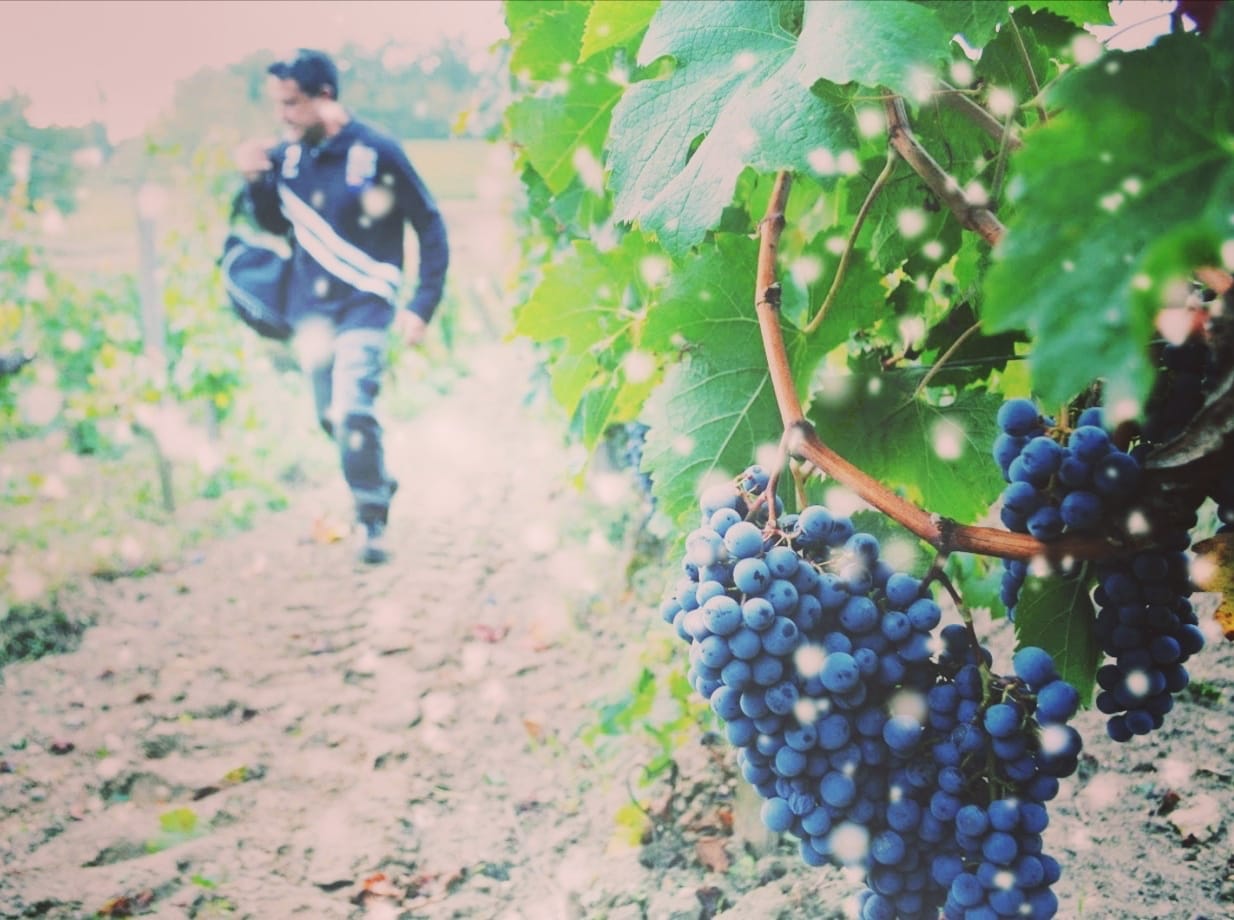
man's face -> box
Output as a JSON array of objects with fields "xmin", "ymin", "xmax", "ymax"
[{"xmin": 269, "ymin": 76, "xmax": 325, "ymax": 144}]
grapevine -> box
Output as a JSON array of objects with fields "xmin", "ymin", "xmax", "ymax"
[{"xmin": 503, "ymin": 1, "xmax": 1234, "ymax": 915}]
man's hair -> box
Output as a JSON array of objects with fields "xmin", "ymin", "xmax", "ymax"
[{"xmin": 267, "ymin": 49, "xmax": 340, "ymax": 99}]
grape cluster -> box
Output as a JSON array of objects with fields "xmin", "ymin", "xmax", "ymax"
[
  {"xmin": 929, "ymin": 646, "xmax": 1078, "ymax": 920},
  {"xmin": 990, "ymin": 394, "xmax": 1208, "ymax": 743},
  {"xmin": 660, "ymin": 468, "xmax": 1081, "ymax": 918},
  {"xmin": 991, "ymin": 399, "xmax": 1142, "ymax": 618},
  {"xmin": 1092, "ymin": 545, "xmax": 1206, "ymax": 741}
]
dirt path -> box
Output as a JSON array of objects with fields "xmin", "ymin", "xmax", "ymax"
[
  {"xmin": 0, "ymin": 340, "xmax": 666, "ymax": 919},
  {"xmin": 2, "ymin": 339, "xmax": 1234, "ymax": 920}
]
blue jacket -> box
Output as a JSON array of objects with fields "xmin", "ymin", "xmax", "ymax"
[{"xmin": 246, "ymin": 119, "xmax": 449, "ymax": 331}]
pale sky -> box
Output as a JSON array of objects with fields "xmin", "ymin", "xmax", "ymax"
[{"xmin": 0, "ymin": 0, "xmax": 508, "ymax": 141}]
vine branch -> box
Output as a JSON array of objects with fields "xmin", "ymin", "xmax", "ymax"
[
  {"xmin": 884, "ymin": 97, "xmax": 1007, "ymax": 246},
  {"xmin": 755, "ymin": 171, "xmax": 805, "ymax": 429}
]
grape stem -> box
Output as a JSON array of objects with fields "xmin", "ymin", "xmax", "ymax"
[
  {"xmin": 755, "ymin": 170, "xmax": 1139, "ymax": 563},
  {"xmin": 1008, "ymin": 11, "xmax": 1048, "ymax": 126},
  {"xmin": 884, "ymin": 97, "xmax": 1006, "ymax": 246},
  {"xmin": 924, "ymin": 555, "xmax": 962, "ymax": 609},
  {"xmin": 760, "ymin": 427, "xmax": 797, "ymax": 531},
  {"xmin": 912, "ymin": 320, "xmax": 982, "ymax": 399},
  {"xmin": 803, "ymin": 148, "xmax": 897, "ymax": 335}
]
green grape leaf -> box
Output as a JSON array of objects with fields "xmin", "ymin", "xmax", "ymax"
[
  {"xmin": 795, "ymin": 242, "xmax": 887, "ymax": 349},
  {"xmin": 862, "ymin": 96, "xmax": 993, "ymax": 276},
  {"xmin": 1024, "ymin": 0, "xmax": 1113, "ymax": 27},
  {"xmin": 975, "ymin": 9, "xmax": 1083, "ymax": 116},
  {"xmin": 919, "ymin": 302, "xmax": 1024, "ymax": 390},
  {"xmin": 913, "ymin": 0, "xmax": 1007, "ymax": 47},
  {"xmin": 912, "ymin": 1, "xmax": 1109, "ymax": 54},
  {"xmin": 510, "ymin": 3, "xmax": 587, "ymax": 82},
  {"xmin": 639, "ymin": 235, "xmax": 829, "ymax": 525},
  {"xmin": 945, "ymin": 553, "xmax": 1007, "ymax": 617},
  {"xmin": 576, "ymin": 373, "xmax": 622, "ymax": 448},
  {"xmin": 505, "ymin": 58, "xmax": 625, "ymax": 195},
  {"xmin": 547, "ymin": 350, "xmax": 601, "ymax": 418},
  {"xmin": 504, "ymin": 0, "xmax": 568, "ymax": 34},
  {"xmin": 795, "ymin": 0, "xmax": 953, "ymax": 96},
  {"xmin": 982, "ymin": 33, "xmax": 1234, "ymax": 409},
  {"xmin": 574, "ymin": 359, "xmax": 662, "ymax": 449},
  {"xmin": 642, "ymin": 359, "xmax": 782, "ymax": 528},
  {"xmin": 581, "ymin": 0, "xmax": 660, "ymax": 60},
  {"xmin": 807, "ymin": 361, "xmax": 1005, "ymax": 523},
  {"xmin": 1013, "ymin": 570, "xmax": 1099, "ymax": 705},
  {"xmin": 514, "ymin": 233, "xmax": 662, "ymax": 423},
  {"xmin": 607, "ymin": 0, "xmax": 859, "ymax": 255}
]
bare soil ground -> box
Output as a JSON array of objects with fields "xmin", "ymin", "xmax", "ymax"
[{"xmin": 2, "ymin": 339, "xmax": 1232, "ymax": 920}]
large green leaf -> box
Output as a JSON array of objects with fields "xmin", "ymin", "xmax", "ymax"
[
  {"xmin": 514, "ymin": 233, "xmax": 662, "ymax": 420},
  {"xmin": 975, "ymin": 8, "xmax": 1083, "ymax": 118},
  {"xmin": 795, "ymin": 245, "xmax": 888, "ymax": 350},
  {"xmin": 640, "ymin": 235, "xmax": 830, "ymax": 525},
  {"xmin": 806, "ymin": 359, "xmax": 1005, "ymax": 523},
  {"xmin": 914, "ymin": 0, "xmax": 1007, "ymax": 46},
  {"xmin": 795, "ymin": 0, "xmax": 953, "ymax": 97},
  {"xmin": 1014, "ymin": 570, "xmax": 1099, "ymax": 706},
  {"xmin": 982, "ymin": 32, "xmax": 1234, "ymax": 409},
  {"xmin": 580, "ymin": 0, "xmax": 660, "ymax": 60},
  {"xmin": 608, "ymin": 0, "xmax": 860, "ymax": 255},
  {"xmin": 1024, "ymin": 0, "xmax": 1112, "ymax": 27},
  {"xmin": 504, "ymin": 0, "xmax": 568, "ymax": 34},
  {"xmin": 509, "ymin": 3, "xmax": 588, "ymax": 82},
  {"xmin": 915, "ymin": 0, "xmax": 1109, "ymax": 48},
  {"xmin": 505, "ymin": 57, "xmax": 625, "ymax": 195},
  {"xmin": 642, "ymin": 359, "xmax": 782, "ymax": 528}
]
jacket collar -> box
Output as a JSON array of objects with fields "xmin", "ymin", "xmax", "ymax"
[{"xmin": 310, "ymin": 119, "xmax": 360, "ymax": 158}]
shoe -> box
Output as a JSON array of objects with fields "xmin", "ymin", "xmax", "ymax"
[{"xmin": 358, "ymin": 520, "xmax": 390, "ymax": 565}]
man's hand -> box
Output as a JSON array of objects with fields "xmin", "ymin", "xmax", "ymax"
[
  {"xmin": 234, "ymin": 138, "xmax": 275, "ymax": 181},
  {"xmin": 393, "ymin": 311, "xmax": 429, "ymax": 347}
]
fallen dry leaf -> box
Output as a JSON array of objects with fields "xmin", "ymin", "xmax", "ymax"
[
  {"xmin": 96, "ymin": 897, "xmax": 133, "ymax": 918},
  {"xmin": 361, "ymin": 872, "xmax": 401, "ymax": 898},
  {"xmin": 521, "ymin": 718, "xmax": 545, "ymax": 743},
  {"xmin": 1168, "ymin": 792, "xmax": 1224, "ymax": 843},
  {"xmin": 696, "ymin": 836, "xmax": 730, "ymax": 872}
]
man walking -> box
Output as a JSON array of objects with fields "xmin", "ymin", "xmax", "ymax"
[{"xmin": 235, "ymin": 49, "xmax": 448, "ymax": 564}]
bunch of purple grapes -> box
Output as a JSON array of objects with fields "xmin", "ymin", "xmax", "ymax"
[
  {"xmin": 990, "ymin": 393, "xmax": 1208, "ymax": 743},
  {"xmin": 660, "ymin": 467, "xmax": 1080, "ymax": 917},
  {"xmin": 991, "ymin": 399, "xmax": 1141, "ymax": 619}
]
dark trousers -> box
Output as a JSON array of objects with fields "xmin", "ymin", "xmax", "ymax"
[{"xmin": 297, "ymin": 323, "xmax": 397, "ymax": 525}]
